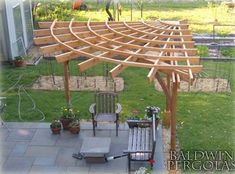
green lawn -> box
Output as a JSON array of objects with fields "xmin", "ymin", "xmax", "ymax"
[{"xmin": 35, "ymin": 0, "xmax": 235, "ymax": 34}]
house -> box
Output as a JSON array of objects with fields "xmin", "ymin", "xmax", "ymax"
[{"xmin": 0, "ymin": 0, "xmax": 33, "ymax": 62}]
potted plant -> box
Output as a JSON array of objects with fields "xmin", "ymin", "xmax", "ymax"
[
  {"xmin": 69, "ymin": 119, "xmax": 80, "ymax": 134},
  {"xmin": 14, "ymin": 56, "xmax": 25, "ymax": 67},
  {"xmin": 50, "ymin": 120, "xmax": 62, "ymax": 134},
  {"xmin": 126, "ymin": 116, "xmax": 140, "ymax": 128},
  {"xmin": 60, "ymin": 106, "xmax": 80, "ymax": 130},
  {"xmin": 145, "ymin": 106, "xmax": 160, "ymax": 127},
  {"xmin": 60, "ymin": 106, "xmax": 76, "ymax": 130}
]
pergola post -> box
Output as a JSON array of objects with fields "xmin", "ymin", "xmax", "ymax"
[
  {"xmin": 170, "ymin": 80, "xmax": 178, "ymax": 171},
  {"xmin": 63, "ymin": 61, "xmax": 71, "ymax": 106},
  {"xmin": 163, "ymin": 74, "xmax": 171, "ymax": 127}
]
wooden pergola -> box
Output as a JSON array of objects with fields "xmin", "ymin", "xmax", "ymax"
[{"xmin": 34, "ymin": 19, "xmax": 202, "ymax": 155}]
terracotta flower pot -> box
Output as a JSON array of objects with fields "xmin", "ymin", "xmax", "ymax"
[
  {"xmin": 60, "ymin": 118, "xmax": 73, "ymax": 130},
  {"xmin": 69, "ymin": 127, "xmax": 80, "ymax": 134},
  {"xmin": 14, "ymin": 60, "xmax": 25, "ymax": 67},
  {"xmin": 51, "ymin": 127, "xmax": 61, "ymax": 134}
]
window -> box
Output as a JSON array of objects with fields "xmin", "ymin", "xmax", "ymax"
[
  {"xmin": 13, "ymin": 4, "xmax": 24, "ymax": 41},
  {"xmin": 23, "ymin": 0, "xmax": 33, "ymax": 45}
]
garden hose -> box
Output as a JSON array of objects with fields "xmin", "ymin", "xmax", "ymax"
[
  {"xmin": 17, "ymin": 85, "xmax": 45, "ymax": 121},
  {"xmin": 2, "ymin": 73, "xmax": 45, "ymax": 122}
]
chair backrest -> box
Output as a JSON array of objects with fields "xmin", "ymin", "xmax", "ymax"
[{"xmin": 94, "ymin": 92, "xmax": 118, "ymax": 114}]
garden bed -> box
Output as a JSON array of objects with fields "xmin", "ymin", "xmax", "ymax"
[
  {"xmin": 32, "ymin": 76, "xmax": 124, "ymax": 92},
  {"xmin": 154, "ymin": 78, "xmax": 231, "ymax": 92}
]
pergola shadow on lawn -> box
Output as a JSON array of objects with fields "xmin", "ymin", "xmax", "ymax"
[
  {"xmin": 34, "ymin": 18, "xmax": 202, "ymax": 170},
  {"xmin": 1, "ymin": 122, "xmax": 165, "ymax": 174}
]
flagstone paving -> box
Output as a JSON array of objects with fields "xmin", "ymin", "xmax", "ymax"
[{"xmin": 0, "ymin": 122, "xmax": 165, "ymax": 174}]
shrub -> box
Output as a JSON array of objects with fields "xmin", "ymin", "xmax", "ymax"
[{"xmin": 196, "ymin": 45, "xmax": 209, "ymax": 57}]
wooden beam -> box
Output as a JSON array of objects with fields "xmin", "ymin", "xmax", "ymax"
[
  {"xmin": 78, "ymin": 51, "xmax": 109, "ymax": 72},
  {"xmin": 63, "ymin": 61, "xmax": 70, "ymax": 105},
  {"xmin": 78, "ymin": 58, "xmax": 100, "ymax": 72},
  {"xmin": 155, "ymin": 72, "xmax": 171, "ymax": 103},
  {"xmin": 124, "ymin": 21, "xmax": 191, "ymax": 39},
  {"xmin": 147, "ymin": 26, "xmax": 174, "ymax": 82},
  {"xmin": 38, "ymin": 21, "xmax": 139, "ymax": 29},
  {"xmin": 107, "ymin": 20, "xmax": 193, "ymax": 43}
]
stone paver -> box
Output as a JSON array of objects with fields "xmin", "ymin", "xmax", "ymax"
[
  {"xmin": 10, "ymin": 142, "xmax": 29, "ymax": 156},
  {"xmin": 2, "ymin": 156, "xmax": 35, "ymax": 174},
  {"xmin": 6, "ymin": 128, "xmax": 36, "ymax": 141},
  {"xmin": 0, "ymin": 122, "xmax": 165, "ymax": 174},
  {"xmin": 55, "ymin": 147, "xmax": 77, "ymax": 167},
  {"xmin": 0, "ymin": 128, "xmax": 10, "ymax": 140},
  {"xmin": 25, "ymin": 146, "xmax": 59, "ymax": 157},
  {"xmin": 67, "ymin": 167, "xmax": 89, "ymax": 174},
  {"xmin": 56, "ymin": 131, "xmax": 80, "ymax": 147},
  {"xmin": 33, "ymin": 157, "xmax": 56, "ymax": 166},
  {"xmin": 29, "ymin": 166, "xmax": 67, "ymax": 174},
  {"xmin": 30, "ymin": 129, "xmax": 59, "ymax": 146}
]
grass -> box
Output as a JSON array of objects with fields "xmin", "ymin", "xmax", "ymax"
[
  {"xmin": 34, "ymin": 0, "xmax": 235, "ymax": 34},
  {"xmin": 1, "ymin": 60, "xmax": 165, "ymax": 122}
]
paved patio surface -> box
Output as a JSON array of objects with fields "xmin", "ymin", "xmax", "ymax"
[{"xmin": 0, "ymin": 122, "xmax": 165, "ymax": 174}]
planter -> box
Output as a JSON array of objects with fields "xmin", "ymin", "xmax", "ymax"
[
  {"xmin": 50, "ymin": 127, "xmax": 61, "ymax": 134},
  {"xmin": 69, "ymin": 127, "xmax": 80, "ymax": 134},
  {"xmin": 127, "ymin": 120, "xmax": 138, "ymax": 128},
  {"xmin": 14, "ymin": 60, "xmax": 25, "ymax": 67},
  {"xmin": 60, "ymin": 118, "xmax": 73, "ymax": 130}
]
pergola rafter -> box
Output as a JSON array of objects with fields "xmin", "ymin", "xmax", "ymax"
[{"xmin": 34, "ymin": 19, "xmax": 202, "ymax": 164}]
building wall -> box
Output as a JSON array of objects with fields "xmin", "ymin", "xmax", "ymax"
[
  {"xmin": 5, "ymin": 0, "xmax": 33, "ymax": 60},
  {"xmin": 0, "ymin": 0, "xmax": 10, "ymax": 61}
]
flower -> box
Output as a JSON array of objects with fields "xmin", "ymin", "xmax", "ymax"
[
  {"xmin": 145, "ymin": 106, "xmax": 160, "ymax": 118},
  {"xmin": 149, "ymin": 159, "xmax": 155, "ymax": 168},
  {"xmin": 61, "ymin": 106, "xmax": 79, "ymax": 119}
]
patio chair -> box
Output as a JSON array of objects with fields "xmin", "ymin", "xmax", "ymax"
[{"xmin": 89, "ymin": 92, "xmax": 122, "ymax": 136}]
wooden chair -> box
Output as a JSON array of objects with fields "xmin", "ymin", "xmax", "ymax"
[{"xmin": 89, "ymin": 92, "xmax": 122, "ymax": 136}]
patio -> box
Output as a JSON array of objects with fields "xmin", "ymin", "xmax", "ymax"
[{"xmin": 0, "ymin": 122, "xmax": 165, "ymax": 174}]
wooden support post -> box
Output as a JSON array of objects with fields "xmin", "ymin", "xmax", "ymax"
[
  {"xmin": 63, "ymin": 61, "xmax": 71, "ymax": 106},
  {"xmin": 163, "ymin": 74, "xmax": 171, "ymax": 127},
  {"xmin": 170, "ymin": 79, "xmax": 178, "ymax": 171}
]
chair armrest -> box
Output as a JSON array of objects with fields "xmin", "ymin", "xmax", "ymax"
[
  {"xmin": 116, "ymin": 103, "xmax": 122, "ymax": 114},
  {"xmin": 126, "ymin": 120, "xmax": 152, "ymax": 124},
  {"xmin": 89, "ymin": 103, "xmax": 96, "ymax": 114},
  {"xmin": 123, "ymin": 150, "xmax": 152, "ymax": 154}
]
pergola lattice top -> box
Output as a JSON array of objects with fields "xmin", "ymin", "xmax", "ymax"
[{"xmin": 34, "ymin": 19, "xmax": 202, "ymax": 83}]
